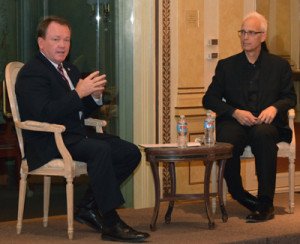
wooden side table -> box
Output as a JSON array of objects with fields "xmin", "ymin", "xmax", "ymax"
[{"xmin": 143, "ymin": 142, "xmax": 233, "ymax": 230}]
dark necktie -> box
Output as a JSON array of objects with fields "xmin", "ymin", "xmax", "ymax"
[
  {"xmin": 57, "ymin": 63, "xmax": 71, "ymax": 89},
  {"xmin": 57, "ymin": 63, "xmax": 66, "ymax": 80}
]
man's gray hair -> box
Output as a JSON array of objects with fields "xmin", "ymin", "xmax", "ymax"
[{"xmin": 243, "ymin": 12, "xmax": 268, "ymax": 32}]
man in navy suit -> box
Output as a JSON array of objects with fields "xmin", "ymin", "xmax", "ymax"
[
  {"xmin": 16, "ymin": 16, "xmax": 149, "ymax": 242},
  {"xmin": 202, "ymin": 12, "xmax": 296, "ymax": 222}
]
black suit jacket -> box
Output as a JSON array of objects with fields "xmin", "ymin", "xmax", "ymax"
[
  {"xmin": 202, "ymin": 50, "xmax": 297, "ymax": 141},
  {"xmin": 16, "ymin": 53, "xmax": 100, "ymax": 170}
]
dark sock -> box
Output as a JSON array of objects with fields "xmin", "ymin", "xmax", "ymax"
[{"xmin": 102, "ymin": 209, "xmax": 120, "ymax": 227}]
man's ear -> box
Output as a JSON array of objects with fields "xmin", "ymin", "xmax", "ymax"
[
  {"xmin": 261, "ymin": 32, "xmax": 267, "ymax": 43},
  {"xmin": 37, "ymin": 37, "xmax": 43, "ymax": 49}
]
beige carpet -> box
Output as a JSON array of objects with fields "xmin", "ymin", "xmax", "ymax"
[{"xmin": 0, "ymin": 192, "xmax": 299, "ymax": 244}]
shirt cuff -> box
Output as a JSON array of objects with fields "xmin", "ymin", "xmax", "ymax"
[{"xmin": 92, "ymin": 95, "xmax": 103, "ymax": 106}]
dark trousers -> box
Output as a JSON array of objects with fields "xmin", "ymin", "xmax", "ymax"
[
  {"xmin": 66, "ymin": 133, "xmax": 141, "ymax": 214},
  {"xmin": 216, "ymin": 119, "xmax": 280, "ymax": 203}
]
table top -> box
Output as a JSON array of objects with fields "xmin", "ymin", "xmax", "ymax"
[{"xmin": 143, "ymin": 142, "xmax": 233, "ymax": 162}]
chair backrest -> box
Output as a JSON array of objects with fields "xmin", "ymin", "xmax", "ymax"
[{"xmin": 5, "ymin": 62, "xmax": 25, "ymax": 158}]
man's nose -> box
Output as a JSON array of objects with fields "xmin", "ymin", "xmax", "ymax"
[
  {"xmin": 58, "ymin": 40, "xmax": 66, "ymax": 47},
  {"xmin": 243, "ymin": 34, "xmax": 249, "ymax": 39}
]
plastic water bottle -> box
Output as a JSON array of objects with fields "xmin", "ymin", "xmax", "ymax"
[
  {"xmin": 177, "ymin": 115, "xmax": 188, "ymax": 148},
  {"xmin": 204, "ymin": 110, "xmax": 215, "ymax": 146}
]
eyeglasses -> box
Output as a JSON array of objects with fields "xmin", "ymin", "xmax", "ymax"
[{"xmin": 238, "ymin": 30, "xmax": 264, "ymax": 37}]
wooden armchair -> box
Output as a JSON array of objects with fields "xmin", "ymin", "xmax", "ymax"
[{"xmin": 5, "ymin": 61, "xmax": 107, "ymax": 239}]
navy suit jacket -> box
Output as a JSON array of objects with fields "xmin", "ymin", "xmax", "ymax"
[
  {"xmin": 16, "ymin": 52, "xmax": 100, "ymax": 170},
  {"xmin": 202, "ymin": 50, "xmax": 297, "ymax": 141}
]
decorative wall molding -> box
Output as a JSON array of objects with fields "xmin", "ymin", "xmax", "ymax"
[
  {"xmin": 162, "ymin": 0, "xmax": 171, "ymax": 145},
  {"xmin": 161, "ymin": 0, "xmax": 172, "ymax": 196}
]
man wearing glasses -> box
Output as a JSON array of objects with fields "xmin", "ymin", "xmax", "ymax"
[{"xmin": 203, "ymin": 12, "xmax": 296, "ymax": 222}]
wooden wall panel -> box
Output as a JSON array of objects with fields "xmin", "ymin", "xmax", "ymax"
[
  {"xmin": 178, "ymin": 0, "xmax": 204, "ymax": 88},
  {"xmin": 219, "ymin": 0, "xmax": 244, "ymax": 59}
]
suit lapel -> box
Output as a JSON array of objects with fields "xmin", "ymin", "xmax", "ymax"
[
  {"xmin": 236, "ymin": 52, "xmax": 249, "ymax": 105},
  {"xmin": 257, "ymin": 52, "xmax": 271, "ymax": 108},
  {"xmin": 62, "ymin": 63, "xmax": 77, "ymax": 88},
  {"xmin": 37, "ymin": 53, "xmax": 72, "ymax": 91}
]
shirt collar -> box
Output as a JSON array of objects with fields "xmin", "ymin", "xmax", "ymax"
[
  {"xmin": 242, "ymin": 50, "xmax": 263, "ymax": 68},
  {"xmin": 40, "ymin": 52, "xmax": 63, "ymax": 69}
]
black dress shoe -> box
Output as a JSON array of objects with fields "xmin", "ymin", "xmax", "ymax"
[
  {"xmin": 102, "ymin": 219, "xmax": 150, "ymax": 242},
  {"xmin": 246, "ymin": 206, "xmax": 275, "ymax": 223},
  {"xmin": 236, "ymin": 191, "xmax": 260, "ymax": 212},
  {"xmin": 75, "ymin": 207, "xmax": 103, "ymax": 232}
]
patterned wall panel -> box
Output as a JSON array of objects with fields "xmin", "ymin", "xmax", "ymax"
[{"xmin": 161, "ymin": 0, "xmax": 172, "ymax": 196}]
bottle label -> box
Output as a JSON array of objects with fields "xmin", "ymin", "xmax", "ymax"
[
  {"xmin": 204, "ymin": 118, "xmax": 215, "ymax": 146},
  {"xmin": 204, "ymin": 120, "xmax": 214, "ymax": 129},
  {"xmin": 177, "ymin": 123, "xmax": 187, "ymax": 135}
]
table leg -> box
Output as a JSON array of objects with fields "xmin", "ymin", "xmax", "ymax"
[
  {"xmin": 165, "ymin": 162, "xmax": 175, "ymax": 224},
  {"xmin": 204, "ymin": 161, "xmax": 215, "ymax": 229},
  {"xmin": 218, "ymin": 159, "xmax": 228, "ymax": 222},
  {"xmin": 149, "ymin": 159, "xmax": 160, "ymax": 231}
]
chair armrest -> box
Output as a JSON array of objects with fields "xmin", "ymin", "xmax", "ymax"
[
  {"xmin": 288, "ymin": 108, "xmax": 295, "ymax": 120},
  {"xmin": 84, "ymin": 118, "xmax": 107, "ymax": 133},
  {"xmin": 14, "ymin": 118, "xmax": 107, "ymax": 176},
  {"xmin": 15, "ymin": 120, "xmax": 74, "ymax": 175},
  {"xmin": 15, "ymin": 120, "xmax": 66, "ymax": 133},
  {"xmin": 287, "ymin": 109, "xmax": 296, "ymax": 154},
  {"xmin": 287, "ymin": 109, "xmax": 295, "ymax": 138}
]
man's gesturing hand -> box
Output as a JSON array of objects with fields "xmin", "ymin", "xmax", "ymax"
[{"xmin": 75, "ymin": 71, "xmax": 107, "ymax": 98}]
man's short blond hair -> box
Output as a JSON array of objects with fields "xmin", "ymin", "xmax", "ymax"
[{"xmin": 243, "ymin": 12, "xmax": 268, "ymax": 32}]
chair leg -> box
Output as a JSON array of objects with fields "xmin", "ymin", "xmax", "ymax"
[
  {"xmin": 16, "ymin": 172, "xmax": 27, "ymax": 234},
  {"xmin": 288, "ymin": 157, "xmax": 295, "ymax": 214},
  {"xmin": 66, "ymin": 177, "xmax": 74, "ymax": 240},
  {"xmin": 43, "ymin": 176, "xmax": 51, "ymax": 227}
]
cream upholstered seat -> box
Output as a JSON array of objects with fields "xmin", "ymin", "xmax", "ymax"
[
  {"xmin": 211, "ymin": 109, "xmax": 296, "ymax": 214},
  {"xmin": 5, "ymin": 61, "xmax": 107, "ymax": 239}
]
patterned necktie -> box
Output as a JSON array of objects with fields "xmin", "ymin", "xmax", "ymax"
[{"xmin": 57, "ymin": 63, "xmax": 71, "ymax": 89}]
